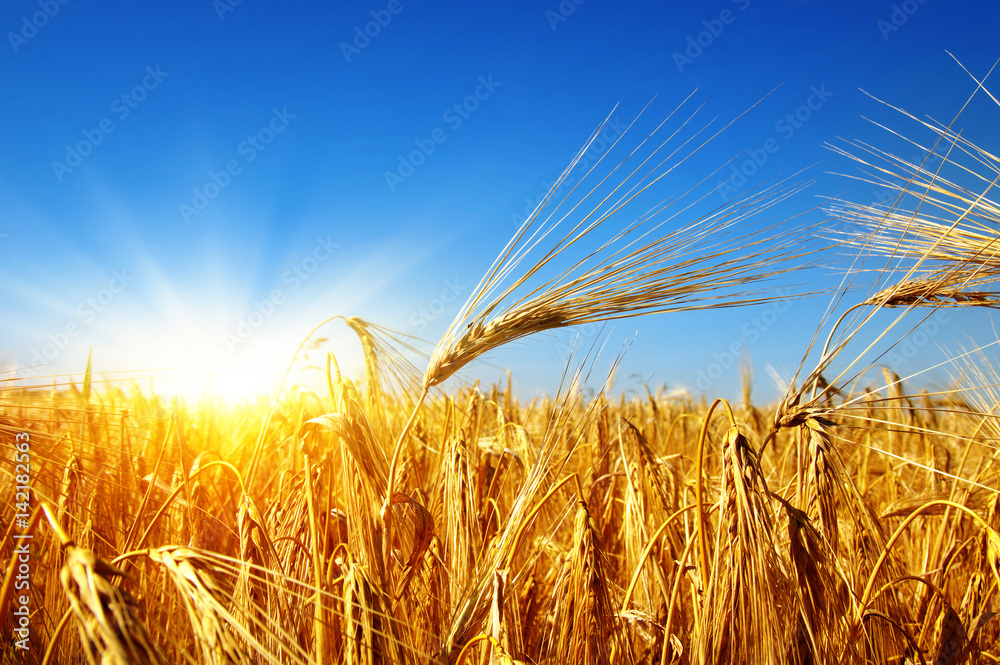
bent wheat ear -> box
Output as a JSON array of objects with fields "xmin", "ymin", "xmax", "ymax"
[
  {"xmin": 422, "ymin": 96, "xmax": 816, "ymax": 390},
  {"xmin": 933, "ymin": 604, "xmax": 968, "ymax": 665},
  {"xmin": 60, "ymin": 546, "xmax": 166, "ymax": 665},
  {"xmin": 861, "ymin": 276, "xmax": 1000, "ymax": 309},
  {"xmin": 811, "ymin": 64, "xmax": 1000, "ymax": 369},
  {"xmin": 342, "ymin": 316, "xmax": 427, "ymax": 437},
  {"xmin": 148, "ymin": 546, "xmax": 252, "ymax": 665}
]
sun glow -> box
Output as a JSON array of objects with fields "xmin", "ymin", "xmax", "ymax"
[
  {"xmin": 130, "ymin": 325, "xmax": 363, "ymax": 405},
  {"xmin": 17, "ymin": 316, "xmax": 368, "ymax": 406},
  {"xmin": 149, "ymin": 354, "xmax": 292, "ymax": 405},
  {"xmin": 7, "ymin": 232, "xmax": 418, "ymax": 406}
]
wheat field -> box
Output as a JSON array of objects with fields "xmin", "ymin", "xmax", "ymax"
[{"xmin": 4, "ymin": 81, "xmax": 1000, "ymax": 664}]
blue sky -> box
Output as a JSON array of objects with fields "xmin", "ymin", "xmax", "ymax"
[{"xmin": 2, "ymin": 0, "xmax": 999, "ymax": 402}]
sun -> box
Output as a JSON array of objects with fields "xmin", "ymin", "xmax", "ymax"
[
  {"xmin": 112, "ymin": 316, "xmax": 372, "ymax": 406},
  {"xmin": 10, "ymin": 252, "xmax": 373, "ymax": 406},
  {"xmin": 150, "ymin": 355, "xmax": 289, "ymax": 405},
  {"xmin": 144, "ymin": 336, "xmax": 347, "ymax": 405},
  {"xmin": 60, "ymin": 318, "xmax": 319, "ymax": 406}
]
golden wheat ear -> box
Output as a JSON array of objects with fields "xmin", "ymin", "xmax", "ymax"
[
  {"xmin": 697, "ymin": 425, "xmax": 793, "ymax": 665},
  {"xmin": 820, "ymin": 57, "xmax": 1000, "ymax": 312},
  {"xmin": 60, "ymin": 546, "xmax": 167, "ymax": 665},
  {"xmin": 148, "ymin": 546, "xmax": 253, "ymax": 664},
  {"xmin": 420, "ymin": 92, "xmax": 821, "ymax": 393},
  {"xmin": 341, "ymin": 316, "xmax": 428, "ymax": 436}
]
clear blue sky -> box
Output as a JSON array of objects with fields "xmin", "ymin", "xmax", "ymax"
[{"xmin": 2, "ymin": 0, "xmax": 999, "ymax": 402}]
